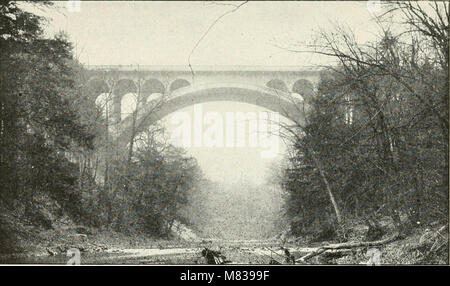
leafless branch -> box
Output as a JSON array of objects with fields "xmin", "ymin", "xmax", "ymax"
[{"xmin": 187, "ymin": 1, "xmax": 248, "ymax": 82}]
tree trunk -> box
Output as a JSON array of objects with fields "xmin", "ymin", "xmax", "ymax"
[{"xmin": 311, "ymin": 152, "xmax": 342, "ymax": 224}]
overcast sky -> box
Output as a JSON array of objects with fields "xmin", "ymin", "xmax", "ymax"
[
  {"xmin": 32, "ymin": 1, "xmax": 386, "ymax": 184},
  {"xmin": 37, "ymin": 1, "xmax": 383, "ymax": 66}
]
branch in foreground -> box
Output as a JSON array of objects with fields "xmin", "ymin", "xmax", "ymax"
[
  {"xmin": 296, "ymin": 232, "xmax": 400, "ymax": 263},
  {"xmin": 187, "ymin": 1, "xmax": 248, "ymax": 81}
]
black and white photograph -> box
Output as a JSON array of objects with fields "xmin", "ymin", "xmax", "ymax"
[{"xmin": 0, "ymin": 0, "xmax": 448, "ymax": 268}]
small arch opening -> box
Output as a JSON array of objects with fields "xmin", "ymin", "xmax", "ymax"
[
  {"xmin": 121, "ymin": 92, "xmax": 138, "ymax": 120},
  {"xmin": 292, "ymin": 79, "xmax": 314, "ymax": 102},
  {"xmin": 95, "ymin": 92, "xmax": 114, "ymax": 118},
  {"xmin": 170, "ymin": 78, "xmax": 190, "ymax": 92},
  {"xmin": 266, "ymin": 79, "xmax": 288, "ymax": 92},
  {"xmin": 142, "ymin": 78, "xmax": 165, "ymax": 101},
  {"xmin": 113, "ymin": 79, "xmax": 137, "ymax": 97}
]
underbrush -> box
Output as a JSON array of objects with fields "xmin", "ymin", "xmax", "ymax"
[
  {"xmin": 0, "ymin": 195, "xmax": 191, "ymax": 258},
  {"xmin": 302, "ymin": 218, "xmax": 449, "ymax": 265},
  {"xmin": 332, "ymin": 225, "xmax": 448, "ymax": 265}
]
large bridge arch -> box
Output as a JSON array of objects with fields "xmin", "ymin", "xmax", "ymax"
[{"xmin": 115, "ymin": 83, "xmax": 309, "ymax": 146}]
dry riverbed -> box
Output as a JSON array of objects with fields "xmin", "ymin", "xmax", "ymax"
[{"xmin": 1, "ymin": 219, "xmax": 447, "ymax": 265}]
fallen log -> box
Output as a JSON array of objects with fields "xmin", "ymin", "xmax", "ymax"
[{"xmin": 296, "ymin": 232, "xmax": 400, "ymax": 263}]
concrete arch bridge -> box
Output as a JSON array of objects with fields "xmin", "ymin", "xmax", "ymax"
[{"xmin": 83, "ymin": 65, "xmax": 321, "ymax": 146}]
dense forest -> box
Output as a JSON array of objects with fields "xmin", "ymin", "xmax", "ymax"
[
  {"xmin": 278, "ymin": 2, "xmax": 448, "ymax": 248},
  {"xmin": 0, "ymin": 1, "xmax": 203, "ymax": 253}
]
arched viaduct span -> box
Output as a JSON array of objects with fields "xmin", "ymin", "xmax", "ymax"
[
  {"xmin": 116, "ymin": 83, "xmax": 310, "ymax": 146},
  {"xmin": 84, "ymin": 65, "xmax": 321, "ymax": 145}
]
